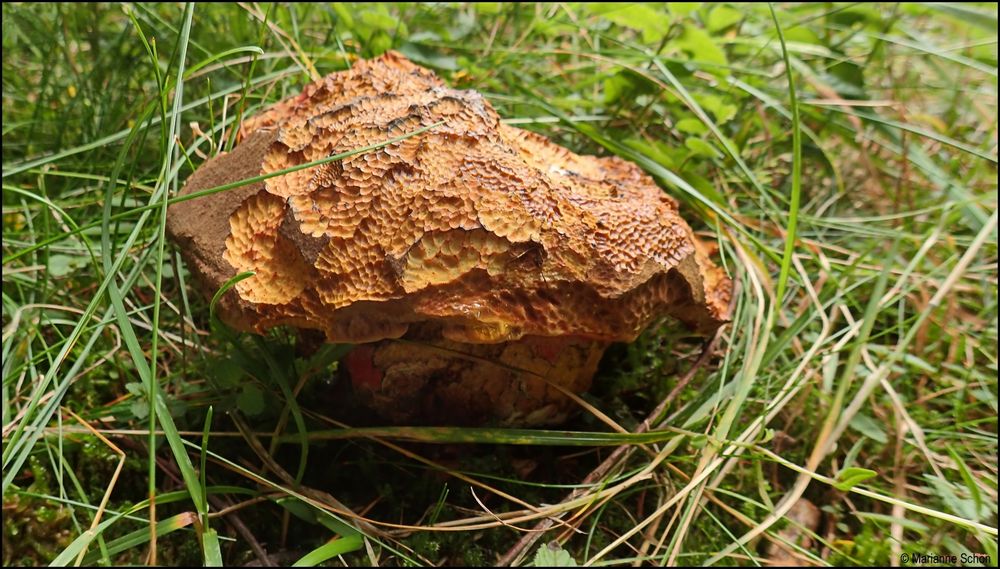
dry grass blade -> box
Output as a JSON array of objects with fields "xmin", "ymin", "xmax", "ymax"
[{"xmin": 61, "ymin": 408, "xmax": 127, "ymax": 566}]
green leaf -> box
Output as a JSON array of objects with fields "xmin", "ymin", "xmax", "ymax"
[
  {"xmin": 47, "ymin": 254, "xmax": 87, "ymax": 277},
  {"xmin": 676, "ymin": 24, "xmax": 728, "ymax": 66},
  {"xmin": 210, "ymin": 358, "xmax": 245, "ymax": 388},
  {"xmin": 130, "ymin": 400, "xmax": 149, "ymax": 420},
  {"xmin": 126, "ymin": 382, "xmax": 149, "ymax": 419},
  {"xmin": 828, "ymin": 5, "xmax": 882, "ymax": 28},
  {"xmin": 834, "ymin": 467, "xmax": 878, "ymax": 491},
  {"xmin": 685, "ymin": 137, "xmax": 721, "ymax": 158},
  {"xmin": 368, "ymin": 32, "xmax": 394, "ymax": 57},
  {"xmin": 358, "ymin": 5, "xmax": 400, "ymax": 33},
  {"xmin": 695, "ymin": 93, "xmax": 737, "ymax": 124},
  {"xmin": 826, "ymin": 61, "xmax": 866, "ymax": 98},
  {"xmin": 603, "ymin": 73, "xmax": 631, "ymax": 104},
  {"xmin": 668, "ymin": 2, "xmax": 702, "ymax": 17},
  {"xmin": 707, "ymin": 5, "xmax": 743, "ymax": 32},
  {"xmin": 783, "ymin": 26, "xmax": 822, "ymax": 46},
  {"xmin": 591, "ymin": 3, "xmax": 672, "ymax": 43},
  {"xmin": 603, "ymin": 68, "xmax": 658, "ymax": 104},
  {"xmin": 237, "ymin": 385, "xmax": 265, "ymax": 416},
  {"xmin": 533, "ymin": 541, "xmax": 578, "ymax": 567},
  {"xmin": 759, "ymin": 428, "xmax": 776, "ymax": 444},
  {"xmin": 477, "ymin": 2, "xmax": 502, "ymax": 15},
  {"xmin": 397, "ymin": 43, "xmax": 458, "ymax": 70},
  {"xmin": 675, "ymin": 117, "xmax": 708, "ymax": 135},
  {"xmin": 848, "ymin": 413, "xmax": 888, "ymax": 444}
]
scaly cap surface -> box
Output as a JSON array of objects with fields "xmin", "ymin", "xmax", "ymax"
[{"xmin": 167, "ymin": 52, "xmax": 732, "ymax": 344}]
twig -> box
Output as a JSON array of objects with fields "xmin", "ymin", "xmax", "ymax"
[{"xmin": 209, "ymin": 494, "xmax": 274, "ymax": 566}]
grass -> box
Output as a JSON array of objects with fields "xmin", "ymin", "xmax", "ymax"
[{"xmin": 2, "ymin": 2, "xmax": 997, "ymax": 566}]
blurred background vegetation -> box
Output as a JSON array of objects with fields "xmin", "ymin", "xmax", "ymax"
[{"xmin": 2, "ymin": 2, "xmax": 997, "ymax": 566}]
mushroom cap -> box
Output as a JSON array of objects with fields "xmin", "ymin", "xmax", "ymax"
[{"xmin": 167, "ymin": 52, "xmax": 732, "ymax": 345}]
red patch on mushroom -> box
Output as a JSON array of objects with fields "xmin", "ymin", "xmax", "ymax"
[{"xmin": 345, "ymin": 345, "xmax": 383, "ymax": 392}]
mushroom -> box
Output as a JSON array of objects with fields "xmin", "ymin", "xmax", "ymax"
[{"xmin": 167, "ymin": 52, "xmax": 732, "ymax": 426}]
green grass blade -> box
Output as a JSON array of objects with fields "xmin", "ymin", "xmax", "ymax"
[{"xmin": 291, "ymin": 535, "xmax": 365, "ymax": 567}]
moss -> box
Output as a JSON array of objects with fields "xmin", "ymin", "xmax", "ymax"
[{"xmin": 2, "ymin": 494, "xmax": 73, "ymax": 566}]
